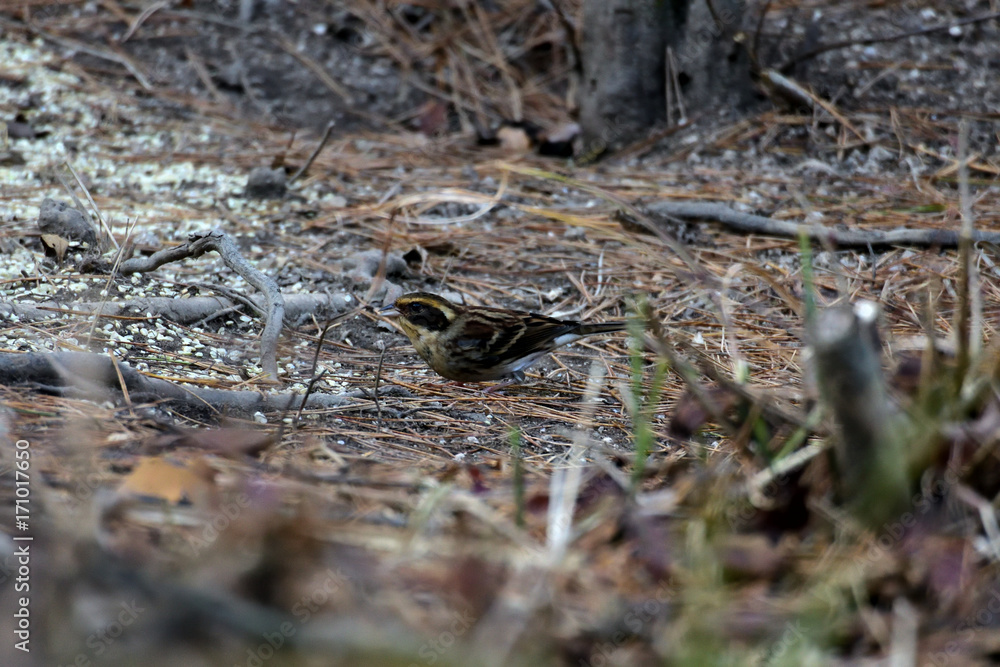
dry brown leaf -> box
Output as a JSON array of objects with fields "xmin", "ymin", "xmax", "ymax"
[
  {"xmin": 118, "ymin": 456, "xmax": 217, "ymax": 506},
  {"xmin": 40, "ymin": 233, "xmax": 69, "ymax": 262}
]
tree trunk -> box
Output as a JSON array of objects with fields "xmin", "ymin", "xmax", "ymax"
[{"xmin": 579, "ymin": 0, "xmax": 753, "ymax": 154}]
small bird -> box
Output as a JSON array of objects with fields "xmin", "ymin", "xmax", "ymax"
[{"xmin": 381, "ymin": 292, "xmax": 626, "ymax": 388}]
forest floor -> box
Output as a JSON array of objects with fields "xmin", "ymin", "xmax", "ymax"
[{"xmin": 1, "ymin": 1, "xmax": 999, "ymax": 665}]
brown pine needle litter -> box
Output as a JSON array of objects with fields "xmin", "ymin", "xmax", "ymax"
[{"xmin": 2, "ymin": 1, "xmax": 1000, "ymax": 665}]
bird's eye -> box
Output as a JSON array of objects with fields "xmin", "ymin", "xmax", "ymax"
[{"xmin": 404, "ymin": 301, "xmax": 449, "ymax": 331}]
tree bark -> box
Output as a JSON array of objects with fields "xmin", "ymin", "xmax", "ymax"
[
  {"xmin": 579, "ymin": 0, "xmax": 753, "ymax": 154},
  {"xmin": 579, "ymin": 0, "xmax": 677, "ymax": 153},
  {"xmin": 669, "ymin": 0, "xmax": 752, "ymax": 113}
]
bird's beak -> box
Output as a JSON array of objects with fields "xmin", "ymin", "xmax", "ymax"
[{"xmin": 379, "ymin": 303, "xmax": 400, "ymax": 317}]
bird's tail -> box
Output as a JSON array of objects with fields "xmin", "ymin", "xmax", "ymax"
[{"xmin": 576, "ymin": 321, "xmax": 628, "ymax": 336}]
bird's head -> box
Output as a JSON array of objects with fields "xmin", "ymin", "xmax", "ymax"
[{"xmin": 381, "ymin": 292, "xmax": 458, "ymax": 338}]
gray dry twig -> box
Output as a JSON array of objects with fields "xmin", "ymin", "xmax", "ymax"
[
  {"xmin": 643, "ymin": 200, "xmax": 1000, "ymax": 249},
  {"xmin": 119, "ymin": 230, "xmax": 285, "ymax": 380}
]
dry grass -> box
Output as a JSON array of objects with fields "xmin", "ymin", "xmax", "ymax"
[{"xmin": 1, "ymin": 1, "xmax": 999, "ymax": 665}]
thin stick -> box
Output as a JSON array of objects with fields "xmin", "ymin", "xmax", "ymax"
[
  {"xmin": 66, "ymin": 162, "xmax": 119, "ymax": 249},
  {"xmin": 374, "ymin": 341, "xmax": 386, "ymax": 428},
  {"xmin": 293, "ymin": 369, "xmax": 327, "ymax": 428},
  {"xmin": 954, "ymin": 120, "xmax": 974, "ymax": 387},
  {"xmin": 750, "ymin": 0, "xmax": 773, "ymax": 70},
  {"xmin": 643, "ymin": 200, "xmax": 1000, "ymax": 249},
  {"xmin": 19, "ymin": 24, "xmax": 153, "ymax": 89},
  {"xmin": 108, "ymin": 352, "xmax": 133, "ymax": 416},
  {"xmin": 310, "ymin": 320, "xmax": 334, "ymax": 378},
  {"xmin": 120, "ymin": 0, "xmax": 170, "ymax": 43},
  {"xmin": 362, "ymin": 210, "xmax": 397, "ymax": 306},
  {"xmin": 289, "ymin": 121, "xmax": 336, "ymax": 184},
  {"xmin": 779, "ymin": 10, "xmax": 1000, "ymax": 72},
  {"xmin": 87, "ymin": 215, "xmax": 138, "ymax": 347},
  {"xmin": 273, "ymin": 36, "xmax": 354, "ymax": 104}
]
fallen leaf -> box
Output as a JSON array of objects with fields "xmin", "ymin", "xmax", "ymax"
[
  {"xmin": 118, "ymin": 456, "xmax": 217, "ymax": 506},
  {"xmin": 40, "ymin": 233, "xmax": 70, "ymax": 262}
]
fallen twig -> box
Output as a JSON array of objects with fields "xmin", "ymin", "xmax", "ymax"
[
  {"xmin": 289, "ymin": 120, "xmax": 337, "ymax": 184},
  {"xmin": 118, "ymin": 231, "xmax": 285, "ymax": 380},
  {"xmin": 0, "ymin": 351, "xmax": 360, "ymax": 414},
  {"xmin": 778, "ymin": 10, "xmax": 1000, "ymax": 73},
  {"xmin": 0, "ymin": 293, "xmax": 350, "ymax": 327},
  {"xmin": 2, "ymin": 17, "xmax": 153, "ymax": 89},
  {"xmin": 642, "ymin": 200, "xmax": 1000, "ymax": 248}
]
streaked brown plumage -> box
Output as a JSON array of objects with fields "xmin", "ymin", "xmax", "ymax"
[{"xmin": 381, "ymin": 292, "xmax": 626, "ymax": 385}]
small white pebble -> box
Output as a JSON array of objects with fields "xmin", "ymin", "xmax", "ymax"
[{"xmin": 253, "ymin": 411, "xmax": 267, "ymax": 424}]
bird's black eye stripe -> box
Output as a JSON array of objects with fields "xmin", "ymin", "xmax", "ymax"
[{"xmin": 406, "ymin": 304, "xmax": 450, "ymax": 331}]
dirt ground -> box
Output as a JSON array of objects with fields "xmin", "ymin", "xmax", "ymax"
[{"xmin": 1, "ymin": 0, "xmax": 1000, "ymax": 665}]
